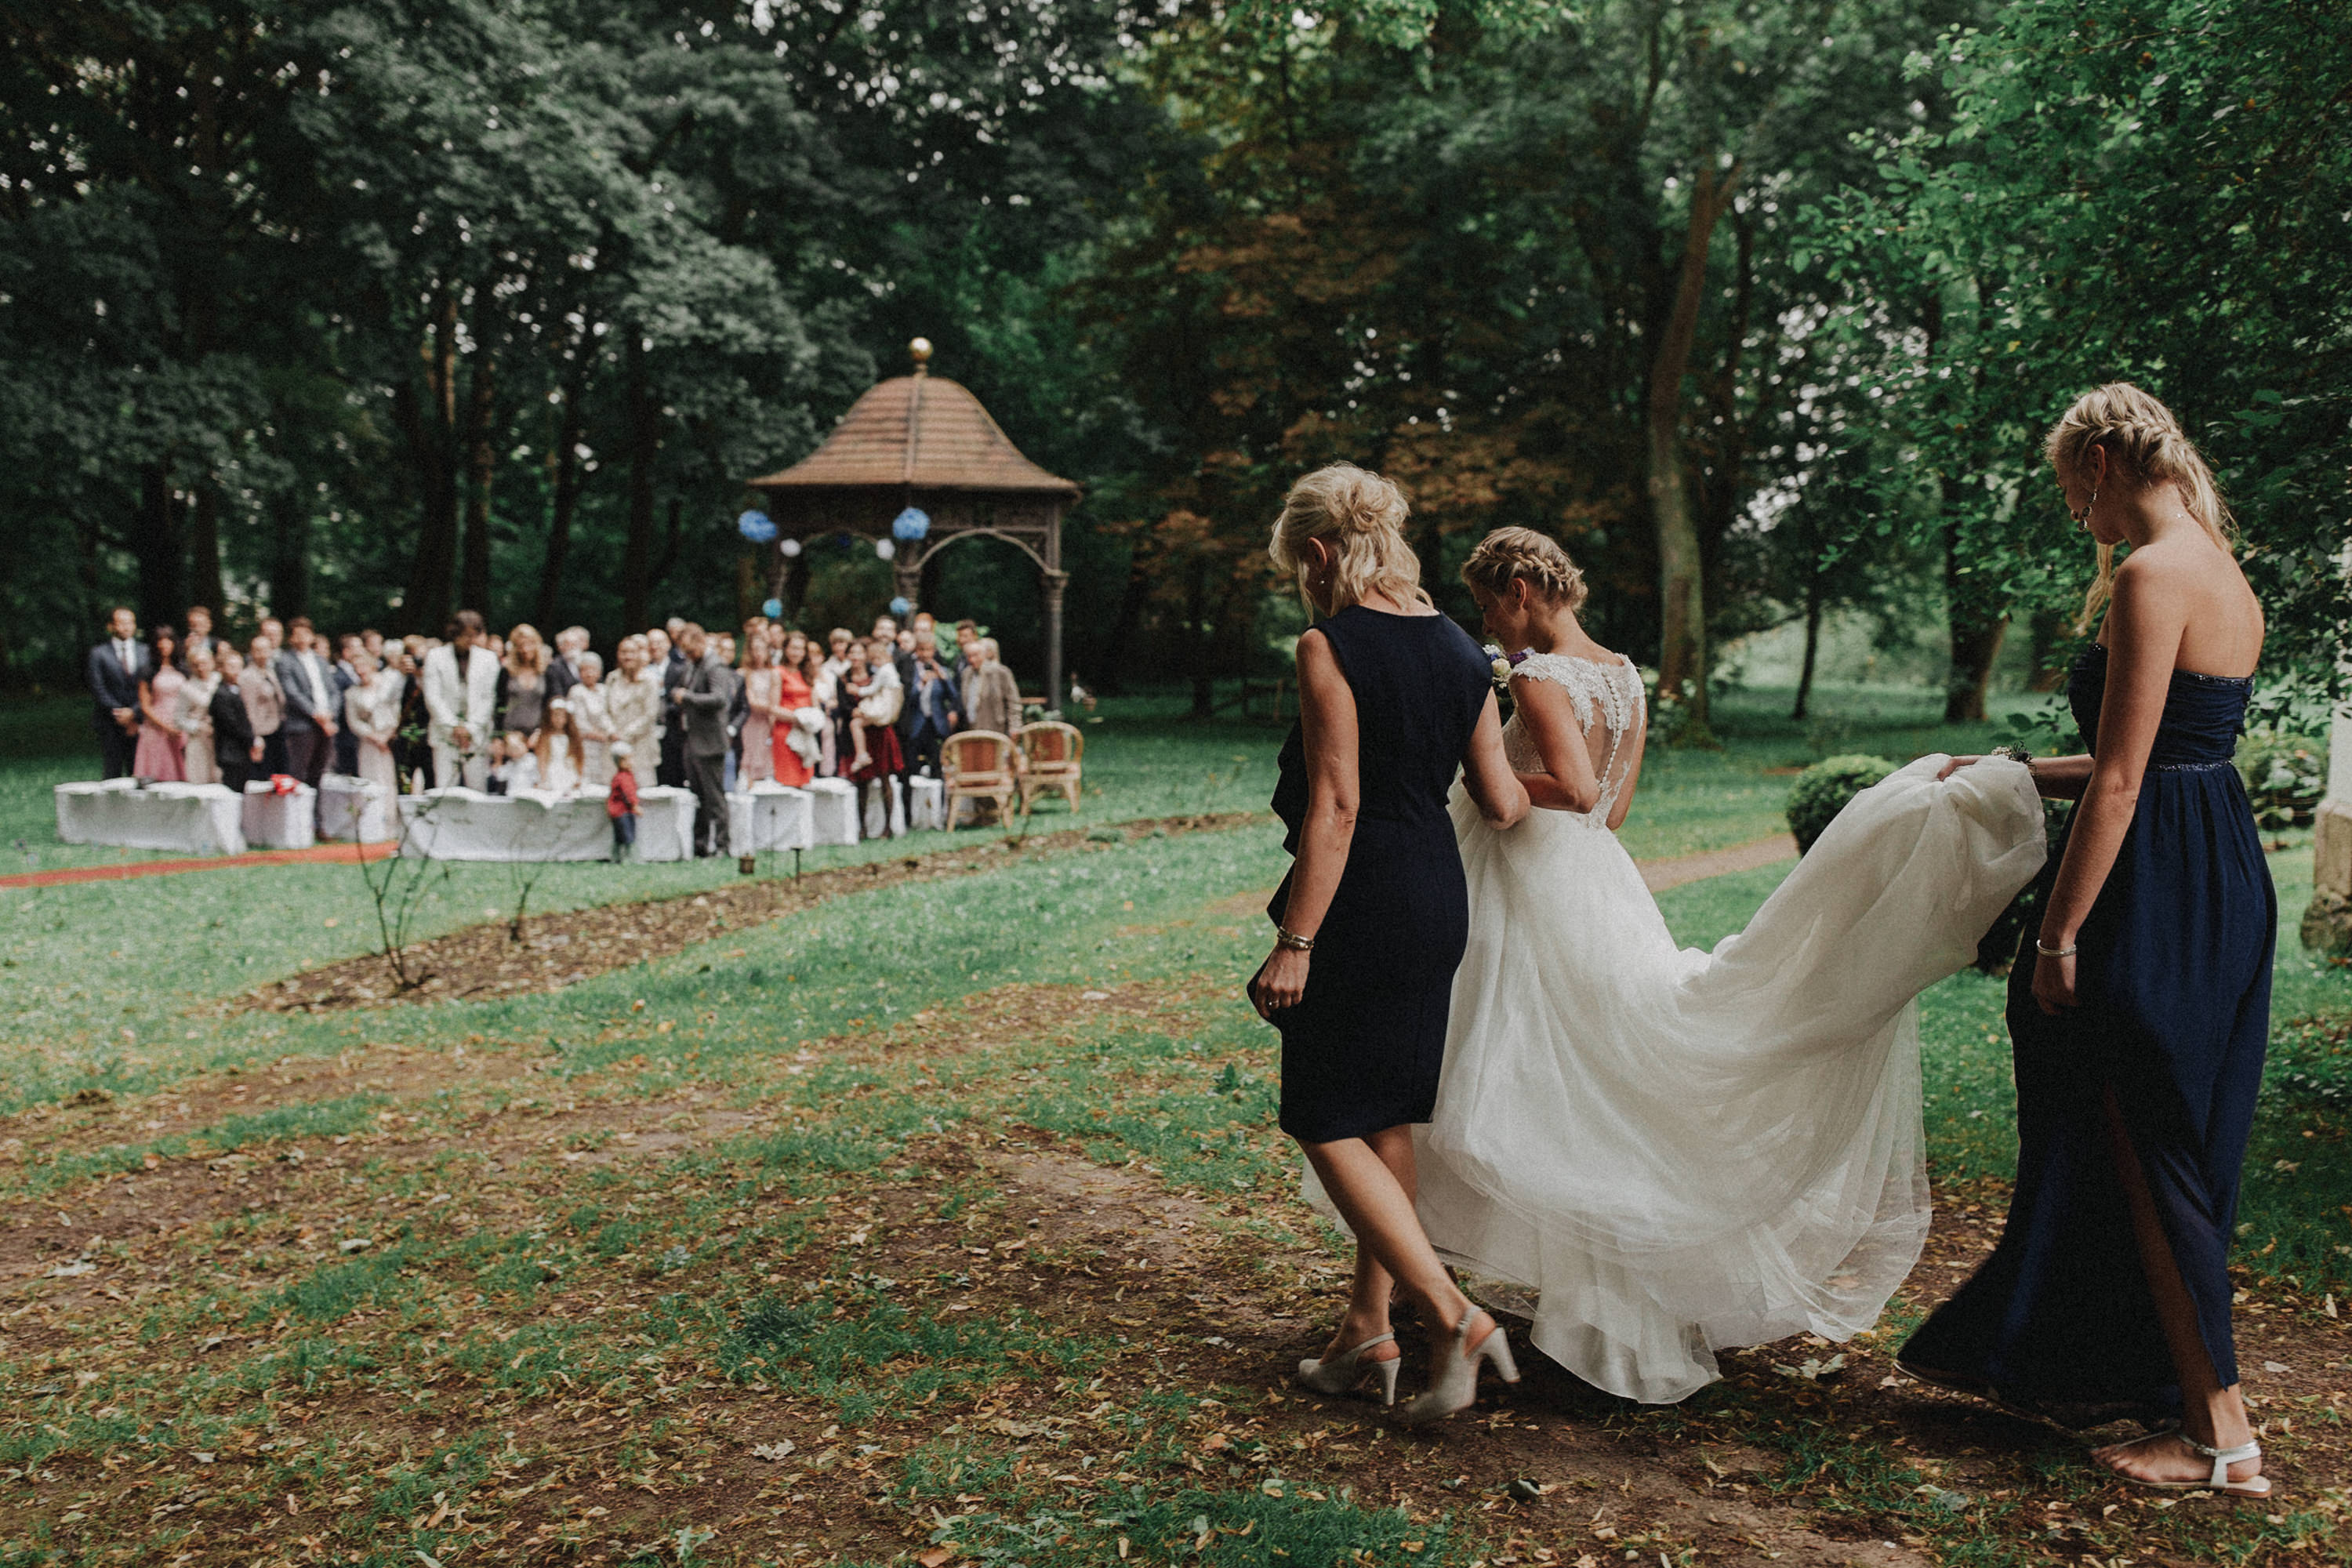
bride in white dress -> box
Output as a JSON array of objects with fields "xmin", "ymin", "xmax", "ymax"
[{"xmin": 1402, "ymin": 529, "xmax": 2050, "ymax": 1406}]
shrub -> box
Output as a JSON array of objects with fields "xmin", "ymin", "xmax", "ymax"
[
  {"xmin": 1786, "ymin": 755, "xmax": 1900, "ymax": 853},
  {"xmin": 2234, "ymin": 728, "xmax": 2328, "ymax": 829}
]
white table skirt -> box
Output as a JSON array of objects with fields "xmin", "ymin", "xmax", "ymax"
[
  {"xmin": 395, "ymin": 786, "xmax": 697, "ymax": 862},
  {"xmin": 861, "ymin": 776, "xmax": 907, "ymax": 839},
  {"xmin": 242, "ymin": 780, "xmax": 318, "ymax": 851},
  {"xmin": 907, "ymin": 775, "xmax": 946, "ymax": 832},
  {"xmin": 727, "ymin": 785, "xmax": 815, "ymax": 854},
  {"xmin": 318, "ymin": 774, "xmax": 395, "ymax": 844},
  {"xmin": 54, "ymin": 779, "xmax": 246, "ymax": 856},
  {"xmin": 804, "ymin": 779, "xmax": 860, "ymax": 846}
]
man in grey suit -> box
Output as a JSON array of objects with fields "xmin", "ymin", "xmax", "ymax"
[
  {"xmin": 673, "ymin": 622, "xmax": 739, "ymax": 857},
  {"xmin": 274, "ymin": 616, "xmax": 342, "ymax": 789}
]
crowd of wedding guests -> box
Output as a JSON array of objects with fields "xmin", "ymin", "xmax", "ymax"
[{"xmin": 87, "ymin": 602, "xmax": 1029, "ymax": 857}]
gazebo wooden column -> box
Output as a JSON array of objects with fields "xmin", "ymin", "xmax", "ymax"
[{"xmin": 745, "ymin": 339, "xmax": 1080, "ymax": 713}]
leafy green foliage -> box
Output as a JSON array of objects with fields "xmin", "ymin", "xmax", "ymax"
[{"xmin": 1784, "ymin": 754, "xmax": 1899, "ymax": 852}]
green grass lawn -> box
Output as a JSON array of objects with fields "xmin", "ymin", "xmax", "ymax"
[{"xmin": 4, "ymin": 676, "xmax": 2347, "ymax": 1568}]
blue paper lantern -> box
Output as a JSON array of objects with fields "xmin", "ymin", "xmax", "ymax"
[
  {"xmin": 889, "ymin": 596, "xmax": 914, "ymax": 618},
  {"xmin": 891, "ymin": 506, "xmax": 931, "ymax": 541},
  {"xmin": 737, "ymin": 509, "xmax": 777, "ymax": 543},
  {"xmin": 761, "ymin": 597, "xmax": 784, "ymax": 619}
]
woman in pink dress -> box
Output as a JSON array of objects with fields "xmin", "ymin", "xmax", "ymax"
[
  {"xmin": 770, "ymin": 629, "xmax": 817, "ymax": 787},
  {"xmin": 133, "ymin": 626, "xmax": 187, "ymax": 781},
  {"xmin": 739, "ymin": 630, "xmax": 779, "ymax": 786}
]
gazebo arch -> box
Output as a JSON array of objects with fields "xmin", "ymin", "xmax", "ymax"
[{"xmin": 745, "ymin": 339, "xmax": 1082, "ymax": 710}]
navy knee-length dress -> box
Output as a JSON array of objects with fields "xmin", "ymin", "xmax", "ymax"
[
  {"xmin": 1902, "ymin": 642, "xmax": 2274, "ymax": 1414},
  {"xmin": 1268, "ymin": 604, "xmax": 1495, "ymax": 1143}
]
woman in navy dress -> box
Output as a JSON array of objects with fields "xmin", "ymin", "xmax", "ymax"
[
  {"xmin": 1901, "ymin": 385, "xmax": 2274, "ymax": 1497},
  {"xmin": 1248, "ymin": 464, "xmax": 1529, "ymax": 1425}
]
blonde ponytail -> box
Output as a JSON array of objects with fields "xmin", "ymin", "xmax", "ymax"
[
  {"xmin": 1267, "ymin": 463, "xmax": 1431, "ymax": 614},
  {"xmin": 2043, "ymin": 383, "xmax": 2236, "ymax": 628}
]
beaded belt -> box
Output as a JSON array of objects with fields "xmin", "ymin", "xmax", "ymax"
[{"xmin": 2148, "ymin": 759, "xmax": 2236, "ymax": 773}]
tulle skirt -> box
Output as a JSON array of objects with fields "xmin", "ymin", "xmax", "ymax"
[{"xmin": 1388, "ymin": 756, "xmax": 2047, "ymax": 1403}]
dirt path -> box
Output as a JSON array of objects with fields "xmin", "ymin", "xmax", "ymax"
[{"xmin": 1639, "ymin": 832, "xmax": 1798, "ymax": 892}]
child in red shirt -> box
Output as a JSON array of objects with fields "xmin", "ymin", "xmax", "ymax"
[{"xmin": 607, "ymin": 742, "xmax": 640, "ymax": 862}]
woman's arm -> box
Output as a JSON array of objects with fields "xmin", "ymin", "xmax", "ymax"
[
  {"xmin": 1248, "ymin": 630, "xmax": 1359, "ymax": 1016},
  {"xmin": 2030, "ymin": 561, "xmax": 2183, "ymax": 1014},
  {"xmin": 1507, "ymin": 677, "xmax": 1602, "ymax": 812},
  {"xmin": 1459, "ymin": 693, "xmax": 1531, "ymax": 828},
  {"xmin": 1939, "ymin": 751, "xmax": 2096, "ymax": 800}
]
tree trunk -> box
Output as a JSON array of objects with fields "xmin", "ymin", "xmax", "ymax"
[
  {"xmin": 1187, "ymin": 557, "xmax": 1214, "ymax": 719},
  {"xmin": 1097, "ymin": 552, "xmax": 1150, "ymax": 695},
  {"xmin": 536, "ymin": 392, "xmax": 583, "ymax": 629},
  {"xmin": 396, "ymin": 296, "xmax": 463, "ymax": 633},
  {"xmin": 1646, "ymin": 156, "xmax": 1738, "ymax": 745},
  {"xmin": 460, "ymin": 352, "xmax": 497, "ymax": 619},
  {"xmin": 1941, "ymin": 514, "xmax": 2007, "ymax": 723},
  {"xmin": 1792, "ymin": 571, "xmax": 1824, "ymax": 721},
  {"xmin": 621, "ymin": 337, "xmax": 659, "ymax": 632},
  {"xmin": 132, "ymin": 463, "xmax": 187, "ymax": 633},
  {"xmin": 187, "ymin": 485, "xmax": 224, "ymax": 619},
  {"xmin": 270, "ymin": 488, "xmax": 312, "ymax": 619}
]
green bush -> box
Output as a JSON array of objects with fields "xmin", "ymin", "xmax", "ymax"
[
  {"xmin": 2234, "ymin": 728, "xmax": 2328, "ymax": 829},
  {"xmin": 1786, "ymin": 754, "xmax": 1900, "ymax": 853}
]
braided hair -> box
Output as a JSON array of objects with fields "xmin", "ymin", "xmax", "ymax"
[
  {"xmin": 1267, "ymin": 464, "xmax": 1432, "ymax": 614},
  {"xmin": 2044, "ymin": 383, "xmax": 2235, "ymax": 626},
  {"xmin": 1458, "ymin": 527, "xmax": 1588, "ymax": 613}
]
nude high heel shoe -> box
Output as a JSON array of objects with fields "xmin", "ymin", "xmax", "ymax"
[
  {"xmin": 1296, "ymin": 1332, "xmax": 1401, "ymax": 1406},
  {"xmin": 1398, "ymin": 1307, "xmax": 1518, "ymax": 1427}
]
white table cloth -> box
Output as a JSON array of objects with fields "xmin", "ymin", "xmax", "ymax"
[
  {"xmin": 726, "ymin": 784, "xmax": 814, "ymax": 854},
  {"xmin": 804, "ymin": 779, "xmax": 860, "ymax": 846},
  {"xmin": 54, "ymin": 779, "xmax": 245, "ymax": 856},
  {"xmin": 906, "ymin": 775, "xmax": 946, "ymax": 832},
  {"xmin": 242, "ymin": 780, "xmax": 318, "ymax": 851},
  {"xmin": 860, "ymin": 777, "xmax": 908, "ymax": 839},
  {"xmin": 395, "ymin": 786, "xmax": 698, "ymax": 862},
  {"xmin": 318, "ymin": 774, "xmax": 395, "ymax": 844}
]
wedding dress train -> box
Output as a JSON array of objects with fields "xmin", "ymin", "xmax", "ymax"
[{"xmin": 1400, "ymin": 654, "xmax": 2047, "ymax": 1403}]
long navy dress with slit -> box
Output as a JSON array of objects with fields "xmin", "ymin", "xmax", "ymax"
[
  {"xmin": 1901, "ymin": 643, "xmax": 2274, "ymax": 1414},
  {"xmin": 1267, "ymin": 604, "xmax": 1494, "ymax": 1144}
]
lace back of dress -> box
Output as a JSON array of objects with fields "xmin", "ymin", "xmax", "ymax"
[{"xmin": 1506, "ymin": 652, "xmax": 1647, "ymax": 826}]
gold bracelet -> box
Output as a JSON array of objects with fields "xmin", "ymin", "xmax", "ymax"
[
  {"xmin": 1275, "ymin": 925, "xmax": 1316, "ymax": 953},
  {"xmin": 2034, "ymin": 938, "xmax": 2077, "ymax": 958}
]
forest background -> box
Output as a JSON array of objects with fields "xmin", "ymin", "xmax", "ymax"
[{"xmin": 2, "ymin": 0, "xmax": 2346, "ymax": 731}]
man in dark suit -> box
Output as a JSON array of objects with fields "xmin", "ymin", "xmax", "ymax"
[
  {"xmin": 274, "ymin": 616, "xmax": 342, "ymax": 789},
  {"xmin": 211, "ymin": 645, "xmax": 262, "ymax": 793},
  {"xmin": 86, "ymin": 606, "xmax": 148, "ymax": 779},
  {"xmin": 655, "ymin": 624, "xmax": 691, "ymax": 789},
  {"xmin": 673, "ymin": 622, "xmax": 739, "ymax": 856},
  {"xmin": 331, "ymin": 633, "xmax": 363, "ymax": 776},
  {"xmin": 872, "ymin": 613, "xmax": 920, "ymax": 762}
]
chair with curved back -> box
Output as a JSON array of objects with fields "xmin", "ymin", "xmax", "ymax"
[
  {"xmin": 942, "ymin": 730, "xmax": 1016, "ymax": 828},
  {"xmin": 1014, "ymin": 720, "xmax": 1084, "ymax": 814}
]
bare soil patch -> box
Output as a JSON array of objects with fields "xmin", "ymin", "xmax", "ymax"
[{"xmin": 231, "ymin": 812, "xmax": 1262, "ymax": 1014}]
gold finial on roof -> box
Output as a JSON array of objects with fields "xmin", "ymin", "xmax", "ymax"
[{"xmin": 909, "ymin": 336, "xmax": 933, "ymax": 375}]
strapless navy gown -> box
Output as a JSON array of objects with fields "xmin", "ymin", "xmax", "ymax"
[
  {"xmin": 1903, "ymin": 644, "xmax": 2274, "ymax": 1413},
  {"xmin": 1268, "ymin": 605, "xmax": 1494, "ymax": 1142}
]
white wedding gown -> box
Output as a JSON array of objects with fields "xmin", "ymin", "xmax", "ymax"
[{"xmin": 1403, "ymin": 652, "xmax": 2048, "ymax": 1403}]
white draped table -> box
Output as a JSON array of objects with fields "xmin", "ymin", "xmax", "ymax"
[
  {"xmin": 242, "ymin": 780, "xmax": 318, "ymax": 851},
  {"xmin": 804, "ymin": 779, "xmax": 860, "ymax": 846},
  {"xmin": 318, "ymin": 775, "xmax": 395, "ymax": 844},
  {"xmin": 54, "ymin": 779, "xmax": 246, "ymax": 855},
  {"xmin": 726, "ymin": 783, "xmax": 815, "ymax": 855},
  {"xmin": 396, "ymin": 786, "xmax": 697, "ymax": 862}
]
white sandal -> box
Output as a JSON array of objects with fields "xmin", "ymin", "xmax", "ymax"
[{"xmin": 2102, "ymin": 1429, "xmax": 2270, "ymax": 1497}]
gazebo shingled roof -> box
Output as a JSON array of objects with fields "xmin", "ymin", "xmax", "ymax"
[
  {"xmin": 742, "ymin": 339, "xmax": 1082, "ymax": 712},
  {"xmin": 746, "ymin": 368, "xmax": 1078, "ymax": 496}
]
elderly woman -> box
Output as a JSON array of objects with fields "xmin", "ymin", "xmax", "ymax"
[
  {"xmin": 1249, "ymin": 463, "xmax": 1527, "ymax": 1425},
  {"xmin": 346, "ymin": 649, "xmax": 406, "ymax": 794},
  {"xmin": 571, "ymin": 649, "xmax": 617, "ymax": 787},
  {"xmin": 176, "ymin": 643, "xmax": 223, "ymax": 785},
  {"xmin": 961, "ymin": 637, "xmax": 1022, "ymax": 737}
]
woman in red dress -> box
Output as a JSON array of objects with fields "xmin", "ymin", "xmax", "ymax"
[{"xmin": 770, "ymin": 628, "xmax": 817, "ymax": 787}]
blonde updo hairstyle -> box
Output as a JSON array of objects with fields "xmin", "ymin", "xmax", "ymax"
[
  {"xmin": 1268, "ymin": 463, "xmax": 1431, "ymax": 614},
  {"xmin": 2044, "ymin": 383, "xmax": 2236, "ymax": 626},
  {"xmin": 1459, "ymin": 527, "xmax": 1588, "ymax": 614}
]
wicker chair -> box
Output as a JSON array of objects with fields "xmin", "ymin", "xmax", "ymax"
[
  {"xmin": 1014, "ymin": 720, "xmax": 1084, "ymax": 814},
  {"xmin": 942, "ymin": 730, "xmax": 1017, "ymax": 827}
]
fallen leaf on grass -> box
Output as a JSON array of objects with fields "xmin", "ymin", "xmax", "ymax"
[
  {"xmin": 917, "ymin": 1550, "xmax": 954, "ymax": 1568},
  {"xmin": 750, "ymin": 1441, "xmax": 796, "ymax": 1461},
  {"xmin": 48, "ymin": 1261, "xmax": 98, "ymax": 1278}
]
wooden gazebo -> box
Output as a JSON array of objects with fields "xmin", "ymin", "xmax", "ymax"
[{"xmin": 745, "ymin": 339, "xmax": 1081, "ymax": 711}]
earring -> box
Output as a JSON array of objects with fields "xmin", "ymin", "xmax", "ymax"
[{"xmin": 2071, "ymin": 485, "xmax": 2100, "ymax": 530}]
